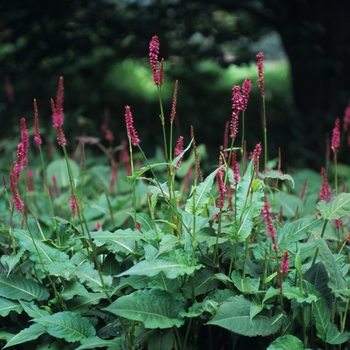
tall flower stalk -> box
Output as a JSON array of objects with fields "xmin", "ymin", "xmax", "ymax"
[
  {"xmin": 331, "ymin": 117, "xmax": 340, "ymax": 194},
  {"xmin": 257, "ymin": 52, "xmax": 268, "ymax": 172}
]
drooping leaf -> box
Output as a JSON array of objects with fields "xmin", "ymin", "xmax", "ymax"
[
  {"xmin": 231, "ymin": 270, "xmax": 260, "ymax": 294},
  {"xmin": 259, "ymin": 170, "xmax": 295, "ymax": 188},
  {"xmin": 3, "ymin": 324, "xmax": 46, "ymax": 348},
  {"xmin": 312, "ymin": 292, "xmax": 330, "ymax": 341},
  {"xmin": 33, "ymin": 312, "xmax": 96, "ymax": 342},
  {"xmin": 180, "ymin": 300, "xmax": 218, "ymax": 318},
  {"xmin": 185, "ymin": 167, "xmax": 221, "ymax": 216},
  {"xmin": 250, "ymin": 298, "xmax": 263, "ymax": 323},
  {"xmin": 127, "ymin": 163, "xmax": 168, "ymax": 182},
  {"xmin": 267, "ymin": 334, "xmax": 304, "ymax": 350},
  {"xmin": 317, "ymin": 193, "xmax": 350, "ymax": 220},
  {"xmin": 117, "ymin": 258, "xmax": 202, "ymax": 279},
  {"xmin": 76, "ymin": 336, "xmax": 121, "ymax": 349},
  {"xmin": 104, "ymin": 289, "xmax": 185, "ymax": 329},
  {"xmin": 282, "ymin": 283, "xmax": 317, "ymax": 304},
  {"xmin": 0, "ymin": 249, "xmax": 25, "ymax": 276},
  {"xmin": 278, "ymin": 217, "xmax": 321, "ymax": 247},
  {"xmin": 19, "ymin": 300, "xmax": 50, "ymax": 318},
  {"xmin": 208, "ymin": 295, "xmax": 282, "ymax": 336},
  {"xmin": 0, "ymin": 274, "xmax": 49, "ymax": 301},
  {"xmin": 326, "ymin": 323, "xmax": 350, "ymax": 345},
  {"xmin": 0, "ymin": 297, "xmax": 22, "ymax": 316},
  {"xmin": 311, "ymin": 232, "xmax": 347, "ymax": 295},
  {"xmin": 196, "ymin": 227, "xmax": 229, "ymax": 247}
]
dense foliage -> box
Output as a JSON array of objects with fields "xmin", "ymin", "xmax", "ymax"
[{"xmin": 1, "ymin": 36, "xmax": 350, "ymax": 350}]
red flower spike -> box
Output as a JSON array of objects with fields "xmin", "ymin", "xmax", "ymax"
[
  {"xmin": 241, "ymin": 78, "xmax": 252, "ymax": 111},
  {"xmin": 33, "ymin": 99, "xmax": 42, "ymax": 146},
  {"xmin": 10, "ymin": 173, "xmax": 24, "ymax": 213},
  {"xmin": 230, "ymin": 85, "xmax": 242, "ymax": 139},
  {"xmin": 251, "ymin": 143, "xmax": 262, "ymax": 171},
  {"xmin": 261, "ymin": 196, "xmax": 278, "ymax": 251},
  {"xmin": 319, "ymin": 167, "xmax": 332, "ymax": 201},
  {"xmin": 331, "ymin": 118, "xmax": 340, "ymax": 152},
  {"xmin": 51, "ymin": 77, "xmax": 66, "ymax": 146},
  {"xmin": 281, "ymin": 251, "xmax": 289, "ymax": 275},
  {"xmin": 70, "ymin": 191, "xmax": 77, "ymax": 217},
  {"xmin": 343, "ymin": 101, "xmax": 350, "ymax": 131},
  {"xmin": 149, "ymin": 36, "xmax": 161, "ymax": 85},
  {"xmin": 125, "ymin": 105, "xmax": 140, "ymax": 146},
  {"xmin": 256, "ymin": 52, "xmax": 265, "ymax": 98},
  {"xmin": 174, "ymin": 136, "xmax": 184, "ymax": 169},
  {"xmin": 216, "ymin": 166, "xmax": 226, "ymax": 210},
  {"xmin": 170, "ymin": 80, "xmax": 178, "ymax": 122}
]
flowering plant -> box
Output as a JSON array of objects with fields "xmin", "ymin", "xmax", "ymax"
[{"xmin": 1, "ymin": 36, "xmax": 350, "ymax": 350}]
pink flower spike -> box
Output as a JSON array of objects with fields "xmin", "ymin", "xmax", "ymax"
[
  {"xmin": 230, "ymin": 85, "xmax": 242, "ymax": 139},
  {"xmin": 343, "ymin": 101, "xmax": 350, "ymax": 131},
  {"xmin": 33, "ymin": 99, "xmax": 42, "ymax": 146},
  {"xmin": 281, "ymin": 251, "xmax": 289, "ymax": 275},
  {"xmin": 174, "ymin": 136, "xmax": 184, "ymax": 169},
  {"xmin": 231, "ymin": 150, "xmax": 240, "ymax": 185},
  {"xmin": 20, "ymin": 118, "xmax": 29, "ymax": 167},
  {"xmin": 125, "ymin": 105, "xmax": 140, "ymax": 146},
  {"xmin": 319, "ymin": 167, "xmax": 332, "ymax": 201},
  {"xmin": 10, "ymin": 173, "xmax": 24, "ymax": 213},
  {"xmin": 51, "ymin": 77, "xmax": 66, "ymax": 146},
  {"xmin": 216, "ymin": 166, "xmax": 226, "ymax": 210},
  {"xmin": 70, "ymin": 191, "xmax": 77, "ymax": 217},
  {"xmin": 241, "ymin": 78, "xmax": 252, "ymax": 111},
  {"xmin": 331, "ymin": 118, "xmax": 340, "ymax": 153},
  {"xmin": 149, "ymin": 35, "xmax": 161, "ymax": 85},
  {"xmin": 261, "ymin": 196, "xmax": 278, "ymax": 251},
  {"xmin": 256, "ymin": 52, "xmax": 265, "ymax": 98},
  {"xmin": 251, "ymin": 143, "xmax": 262, "ymax": 171},
  {"xmin": 170, "ymin": 80, "xmax": 178, "ymax": 122}
]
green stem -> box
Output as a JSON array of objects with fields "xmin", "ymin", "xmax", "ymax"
[
  {"xmin": 262, "ymin": 97, "xmax": 268, "ymax": 172},
  {"xmin": 311, "ymin": 219, "xmax": 328, "ymax": 266}
]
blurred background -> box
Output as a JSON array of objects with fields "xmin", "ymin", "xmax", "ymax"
[{"xmin": 1, "ymin": 0, "xmax": 350, "ymax": 169}]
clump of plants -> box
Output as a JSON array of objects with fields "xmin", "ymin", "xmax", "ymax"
[{"xmin": 1, "ymin": 35, "xmax": 350, "ymax": 350}]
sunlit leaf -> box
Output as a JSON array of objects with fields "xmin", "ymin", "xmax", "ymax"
[
  {"xmin": 231, "ymin": 270, "xmax": 260, "ymax": 294},
  {"xmin": 317, "ymin": 193, "xmax": 350, "ymax": 220},
  {"xmin": 208, "ymin": 295, "xmax": 282, "ymax": 336},
  {"xmin": 46, "ymin": 158, "xmax": 80, "ymax": 188},
  {"xmin": 34, "ymin": 312, "xmax": 96, "ymax": 342},
  {"xmin": 19, "ymin": 300, "xmax": 50, "ymax": 318},
  {"xmin": 0, "ymin": 298, "xmax": 22, "ymax": 316},
  {"xmin": 104, "ymin": 289, "xmax": 185, "ymax": 329},
  {"xmin": 267, "ymin": 335, "xmax": 304, "ymax": 350},
  {"xmin": 76, "ymin": 336, "xmax": 121, "ymax": 349},
  {"xmin": 326, "ymin": 323, "xmax": 350, "ymax": 345},
  {"xmin": 0, "ymin": 275, "xmax": 49, "ymax": 301},
  {"xmin": 185, "ymin": 167, "xmax": 221, "ymax": 216},
  {"xmin": 259, "ymin": 170, "xmax": 295, "ymax": 188}
]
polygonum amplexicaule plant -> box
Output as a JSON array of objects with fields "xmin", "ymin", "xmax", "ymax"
[{"xmin": 3, "ymin": 34, "xmax": 350, "ymax": 350}]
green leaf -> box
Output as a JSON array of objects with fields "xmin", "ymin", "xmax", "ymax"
[
  {"xmin": 259, "ymin": 170, "xmax": 295, "ymax": 188},
  {"xmin": 182, "ymin": 268, "xmax": 218, "ymax": 299},
  {"xmin": 104, "ymin": 289, "xmax": 185, "ymax": 329},
  {"xmin": 185, "ymin": 167, "xmax": 221, "ymax": 216},
  {"xmin": 313, "ymin": 294, "xmax": 330, "ymax": 341},
  {"xmin": 46, "ymin": 158, "xmax": 80, "ymax": 188},
  {"xmin": 76, "ymin": 336, "xmax": 121, "ymax": 349},
  {"xmin": 3, "ymin": 324, "xmax": 46, "ymax": 348},
  {"xmin": 180, "ymin": 300, "xmax": 218, "ymax": 318},
  {"xmin": 208, "ymin": 295, "xmax": 282, "ymax": 336},
  {"xmin": 0, "ymin": 274, "xmax": 49, "ymax": 301},
  {"xmin": 148, "ymin": 329, "xmax": 174, "ymax": 350},
  {"xmin": 172, "ymin": 139, "xmax": 193, "ymax": 168},
  {"xmin": 326, "ymin": 323, "xmax": 350, "ymax": 345},
  {"xmin": 196, "ymin": 227, "xmax": 230, "ymax": 247},
  {"xmin": 267, "ymin": 335, "xmax": 304, "ymax": 350},
  {"xmin": 19, "ymin": 300, "xmax": 50, "ymax": 318},
  {"xmin": 33, "ymin": 312, "xmax": 96, "ymax": 342},
  {"xmin": 278, "ymin": 218, "xmax": 320, "ymax": 247},
  {"xmin": 0, "ymin": 249, "xmax": 25, "ymax": 276},
  {"xmin": 117, "ymin": 258, "xmax": 202, "ymax": 279},
  {"xmin": 231, "ymin": 270, "xmax": 260, "ymax": 294},
  {"xmin": 317, "ymin": 193, "xmax": 350, "ymax": 220},
  {"xmin": 127, "ymin": 163, "xmax": 168, "ymax": 182},
  {"xmin": 311, "ymin": 232, "xmax": 347, "ymax": 295},
  {"xmin": 282, "ymin": 283, "xmax": 317, "ymax": 304},
  {"xmin": 0, "ymin": 297, "xmax": 22, "ymax": 316}
]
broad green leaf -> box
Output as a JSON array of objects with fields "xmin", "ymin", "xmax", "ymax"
[
  {"xmin": 0, "ymin": 297, "xmax": 22, "ymax": 316},
  {"xmin": 46, "ymin": 158, "xmax": 80, "ymax": 188},
  {"xmin": 196, "ymin": 227, "xmax": 229, "ymax": 247},
  {"xmin": 208, "ymin": 295, "xmax": 282, "ymax": 336},
  {"xmin": 282, "ymin": 283, "xmax": 317, "ymax": 304},
  {"xmin": 317, "ymin": 193, "xmax": 350, "ymax": 220},
  {"xmin": 34, "ymin": 312, "xmax": 96, "ymax": 342},
  {"xmin": 313, "ymin": 294, "xmax": 330, "ymax": 341},
  {"xmin": 75, "ymin": 261, "xmax": 113, "ymax": 292},
  {"xmin": 0, "ymin": 249, "xmax": 25, "ymax": 276},
  {"xmin": 273, "ymin": 192, "xmax": 301, "ymax": 218},
  {"xmin": 104, "ymin": 289, "xmax": 185, "ymax": 329},
  {"xmin": 260, "ymin": 170, "xmax": 295, "ymax": 188},
  {"xmin": 229, "ymin": 204, "xmax": 255, "ymax": 243},
  {"xmin": 180, "ymin": 300, "xmax": 218, "ymax": 318},
  {"xmin": 250, "ymin": 298, "xmax": 263, "ymax": 323},
  {"xmin": 148, "ymin": 329, "xmax": 174, "ymax": 350},
  {"xmin": 76, "ymin": 336, "xmax": 121, "ymax": 349},
  {"xmin": 172, "ymin": 139, "xmax": 193, "ymax": 168},
  {"xmin": 267, "ymin": 335, "xmax": 304, "ymax": 350},
  {"xmin": 182, "ymin": 268, "xmax": 218, "ymax": 299},
  {"xmin": 278, "ymin": 217, "xmax": 320, "ymax": 247},
  {"xmin": 0, "ymin": 274, "xmax": 49, "ymax": 301},
  {"xmin": 311, "ymin": 232, "xmax": 347, "ymax": 295},
  {"xmin": 3, "ymin": 324, "xmax": 46, "ymax": 348},
  {"xmin": 231, "ymin": 270, "xmax": 260, "ymax": 294},
  {"xmin": 326, "ymin": 323, "xmax": 350, "ymax": 345},
  {"xmin": 263, "ymin": 286, "xmax": 281, "ymax": 304},
  {"xmin": 117, "ymin": 258, "xmax": 202, "ymax": 279},
  {"xmin": 19, "ymin": 300, "xmax": 50, "ymax": 318},
  {"xmin": 66, "ymin": 293, "xmax": 106, "ymax": 312},
  {"xmin": 185, "ymin": 167, "xmax": 221, "ymax": 216}
]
